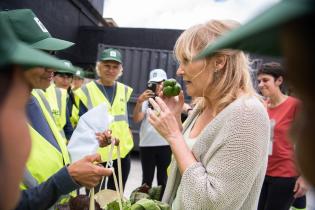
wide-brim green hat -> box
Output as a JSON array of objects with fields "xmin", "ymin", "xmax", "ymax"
[
  {"xmin": 196, "ymin": 0, "xmax": 315, "ymax": 59},
  {"xmin": 0, "ymin": 9, "xmax": 74, "ymax": 51},
  {"xmin": 0, "ymin": 17, "xmax": 76, "ymax": 73}
]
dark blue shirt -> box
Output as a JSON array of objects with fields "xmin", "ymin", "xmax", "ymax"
[
  {"xmin": 96, "ymin": 82, "xmax": 116, "ymax": 105},
  {"xmin": 63, "ymin": 98, "xmax": 74, "ymax": 139}
]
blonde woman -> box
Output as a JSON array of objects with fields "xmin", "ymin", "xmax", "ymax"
[{"xmin": 148, "ymin": 20, "xmax": 270, "ymax": 210}]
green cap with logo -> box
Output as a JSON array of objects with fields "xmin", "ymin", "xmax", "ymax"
[
  {"xmin": 0, "ymin": 9, "xmax": 74, "ymax": 51},
  {"xmin": 195, "ymin": 0, "xmax": 315, "ymax": 59},
  {"xmin": 74, "ymin": 67, "xmax": 85, "ymax": 79},
  {"xmin": 0, "ymin": 15, "xmax": 76, "ymax": 73},
  {"xmin": 55, "ymin": 60, "xmax": 76, "ymax": 74},
  {"xmin": 99, "ymin": 48, "xmax": 122, "ymax": 63}
]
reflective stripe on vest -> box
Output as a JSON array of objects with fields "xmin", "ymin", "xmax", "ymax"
[
  {"xmin": 81, "ymin": 85, "xmax": 93, "ymax": 110},
  {"xmin": 75, "ymin": 81, "xmax": 133, "ymax": 161},
  {"xmin": 22, "ymin": 169, "xmax": 38, "ymax": 189},
  {"xmin": 45, "ymin": 85, "xmax": 68, "ymax": 139}
]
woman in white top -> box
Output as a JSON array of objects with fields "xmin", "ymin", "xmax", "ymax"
[{"xmin": 147, "ymin": 20, "xmax": 270, "ymax": 210}]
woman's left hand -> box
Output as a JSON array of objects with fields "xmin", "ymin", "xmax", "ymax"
[{"xmin": 148, "ymin": 97, "xmax": 182, "ymax": 144}]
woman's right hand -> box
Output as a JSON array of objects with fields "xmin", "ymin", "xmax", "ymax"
[{"xmin": 159, "ymin": 90, "xmax": 185, "ymax": 118}]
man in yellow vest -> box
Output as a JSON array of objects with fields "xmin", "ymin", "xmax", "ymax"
[
  {"xmin": 75, "ymin": 48, "xmax": 134, "ymax": 191},
  {"xmin": 46, "ymin": 60, "xmax": 75, "ymax": 140},
  {"xmin": 0, "ymin": 16, "xmax": 90, "ymax": 210},
  {"xmin": 1, "ymin": 9, "xmax": 112, "ymax": 210}
]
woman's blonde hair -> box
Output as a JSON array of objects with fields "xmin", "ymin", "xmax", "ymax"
[
  {"xmin": 174, "ymin": 20, "xmax": 255, "ymax": 114},
  {"xmin": 95, "ymin": 61, "xmax": 123, "ymax": 80}
]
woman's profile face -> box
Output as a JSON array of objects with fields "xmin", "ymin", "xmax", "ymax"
[
  {"xmin": 257, "ymin": 73, "xmax": 282, "ymax": 97},
  {"xmin": 177, "ymin": 59, "xmax": 212, "ymax": 97}
]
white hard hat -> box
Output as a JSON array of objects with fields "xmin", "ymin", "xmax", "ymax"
[{"xmin": 149, "ymin": 69, "xmax": 167, "ymax": 82}]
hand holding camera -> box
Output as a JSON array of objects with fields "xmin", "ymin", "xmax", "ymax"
[
  {"xmin": 137, "ymin": 83, "xmax": 156, "ymax": 104},
  {"xmin": 146, "ymin": 82, "xmax": 158, "ymax": 108}
]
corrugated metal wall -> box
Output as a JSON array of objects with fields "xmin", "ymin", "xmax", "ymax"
[{"xmin": 97, "ymin": 44, "xmax": 181, "ymax": 151}]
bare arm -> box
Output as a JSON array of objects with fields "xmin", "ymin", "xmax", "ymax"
[{"xmin": 133, "ymin": 90, "xmax": 153, "ymax": 123}]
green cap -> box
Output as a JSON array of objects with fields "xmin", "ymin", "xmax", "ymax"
[
  {"xmin": 196, "ymin": 0, "xmax": 315, "ymax": 59},
  {"xmin": 0, "ymin": 9, "xmax": 74, "ymax": 51},
  {"xmin": 74, "ymin": 67, "xmax": 85, "ymax": 79},
  {"xmin": 55, "ymin": 60, "xmax": 76, "ymax": 74},
  {"xmin": 84, "ymin": 70, "xmax": 96, "ymax": 79},
  {"xmin": 0, "ymin": 16, "xmax": 76, "ymax": 73},
  {"xmin": 99, "ymin": 48, "xmax": 122, "ymax": 63}
]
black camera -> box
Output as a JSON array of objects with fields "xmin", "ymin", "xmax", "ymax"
[
  {"xmin": 147, "ymin": 82, "xmax": 157, "ymax": 109},
  {"xmin": 147, "ymin": 82, "xmax": 157, "ymax": 94}
]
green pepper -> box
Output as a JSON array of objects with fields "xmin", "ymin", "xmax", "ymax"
[
  {"xmin": 163, "ymin": 78, "xmax": 181, "ymax": 97},
  {"xmin": 163, "ymin": 78, "xmax": 176, "ymax": 87}
]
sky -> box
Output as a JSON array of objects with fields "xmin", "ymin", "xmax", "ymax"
[{"xmin": 103, "ymin": 0, "xmax": 281, "ymax": 30}]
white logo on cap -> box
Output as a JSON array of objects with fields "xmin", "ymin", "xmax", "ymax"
[
  {"xmin": 64, "ymin": 61, "xmax": 71, "ymax": 67},
  {"xmin": 110, "ymin": 51, "xmax": 117, "ymax": 57},
  {"xmin": 34, "ymin": 17, "xmax": 48, "ymax": 33},
  {"xmin": 76, "ymin": 71, "xmax": 81, "ymax": 75}
]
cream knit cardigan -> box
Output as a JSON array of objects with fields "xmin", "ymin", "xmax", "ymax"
[{"xmin": 162, "ymin": 96, "xmax": 270, "ymax": 210}]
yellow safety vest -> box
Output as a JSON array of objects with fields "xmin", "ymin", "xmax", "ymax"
[
  {"xmin": 20, "ymin": 90, "xmax": 72, "ymax": 205},
  {"xmin": 45, "ymin": 84, "xmax": 68, "ymax": 139},
  {"xmin": 70, "ymin": 105, "xmax": 79, "ymax": 128},
  {"xmin": 74, "ymin": 81, "xmax": 133, "ymax": 161}
]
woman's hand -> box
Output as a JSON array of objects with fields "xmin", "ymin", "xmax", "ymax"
[
  {"xmin": 158, "ymin": 90, "xmax": 185, "ymax": 118},
  {"xmin": 148, "ymin": 96, "xmax": 183, "ymax": 144}
]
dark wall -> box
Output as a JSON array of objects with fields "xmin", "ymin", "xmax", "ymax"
[
  {"xmin": 0, "ymin": 0, "xmax": 106, "ymax": 62},
  {"xmin": 77, "ymin": 26, "xmax": 183, "ymax": 67}
]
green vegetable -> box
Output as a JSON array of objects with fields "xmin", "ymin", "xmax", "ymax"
[
  {"xmin": 130, "ymin": 203, "xmax": 145, "ymax": 210},
  {"xmin": 148, "ymin": 186, "xmax": 162, "ymax": 201},
  {"xmin": 134, "ymin": 199, "xmax": 160, "ymax": 210},
  {"xmin": 163, "ymin": 78, "xmax": 176, "ymax": 87},
  {"xmin": 130, "ymin": 192, "xmax": 150, "ymax": 204},
  {"xmin": 106, "ymin": 200, "xmax": 131, "ymax": 210},
  {"xmin": 163, "ymin": 78, "xmax": 181, "ymax": 97},
  {"xmin": 154, "ymin": 201, "xmax": 171, "ymax": 210}
]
